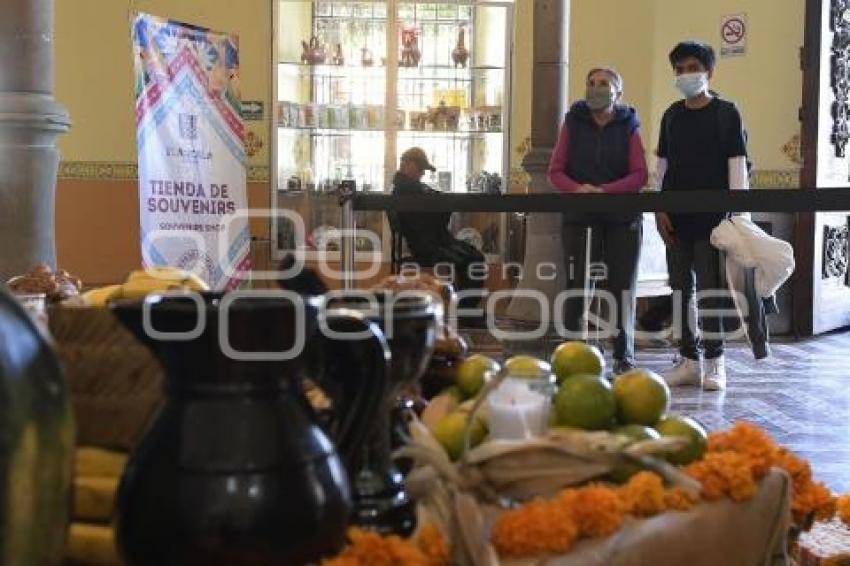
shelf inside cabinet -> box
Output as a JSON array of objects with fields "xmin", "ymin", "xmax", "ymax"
[
  {"xmin": 277, "ymin": 125, "xmax": 503, "ymax": 137},
  {"xmin": 278, "ymin": 61, "xmax": 504, "ymax": 71},
  {"xmin": 273, "ymin": 0, "xmax": 513, "ymax": 261}
]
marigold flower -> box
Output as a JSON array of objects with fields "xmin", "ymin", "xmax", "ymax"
[
  {"xmin": 708, "ymin": 421, "xmax": 777, "ymax": 478},
  {"xmin": 775, "ymin": 447, "xmax": 813, "ymax": 488},
  {"xmin": 323, "ymin": 528, "xmax": 434, "ymax": 566},
  {"xmin": 488, "ymin": 421, "xmax": 839, "ymax": 559},
  {"xmin": 793, "ymin": 481, "xmax": 836, "ymax": 524},
  {"xmin": 619, "ymin": 472, "xmax": 667, "ymax": 517},
  {"xmin": 416, "ymin": 523, "xmax": 450, "ymax": 566},
  {"xmin": 664, "ymin": 487, "xmax": 699, "ymax": 511},
  {"xmin": 685, "ymin": 451, "xmax": 758, "ymax": 502},
  {"xmin": 559, "ymin": 485, "xmax": 626, "ymax": 537},
  {"xmin": 492, "ymin": 499, "xmax": 579, "ymax": 557}
]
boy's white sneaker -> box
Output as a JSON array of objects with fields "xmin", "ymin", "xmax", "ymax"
[
  {"xmin": 703, "ymin": 355, "xmax": 727, "ymax": 391},
  {"xmin": 662, "ymin": 356, "xmax": 702, "ymax": 387}
]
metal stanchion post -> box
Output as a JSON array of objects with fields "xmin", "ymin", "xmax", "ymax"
[
  {"xmin": 338, "ymin": 180, "xmax": 356, "ymax": 290},
  {"xmin": 581, "ymin": 225, "xmax": 602, "ymax": 350},
  {"xmin": 581, "ymin": 226, "xmax": 591, "ymax": 342}
]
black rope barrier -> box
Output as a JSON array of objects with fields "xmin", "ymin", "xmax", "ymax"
[{"xmin": 351, "ymin": 188, "xmax": 850, "ymax": 214}]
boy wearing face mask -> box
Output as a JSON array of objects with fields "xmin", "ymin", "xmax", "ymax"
[
  {"xmin": 548, "ymin": 67, "xmax": 649, "ymax": 376},
  {"xmin": 655, "ymin": 40, "xmax": 749, "ymax": 391}
]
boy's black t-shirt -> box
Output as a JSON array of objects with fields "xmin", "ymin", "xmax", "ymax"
[{"xmin": 656, "ymin": 97, "xmax": 748, "ymax": 240}]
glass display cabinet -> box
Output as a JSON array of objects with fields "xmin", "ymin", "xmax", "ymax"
[{"xmin": 272, "ymin": 0, "xmax": 513, "ymax": 262}]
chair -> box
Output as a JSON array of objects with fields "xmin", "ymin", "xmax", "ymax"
[{"xmin": 386, "ymin": 210, "xmax": 415, "ymax": 274}]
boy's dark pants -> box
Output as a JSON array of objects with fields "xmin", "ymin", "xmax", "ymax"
[{"xmin": 668, "ymin": 237, "xmax": 729, "ymax": 360}]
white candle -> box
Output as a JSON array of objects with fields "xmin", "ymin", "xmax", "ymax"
[{"xmin": 487, "ymin": 379, "xmax": 550, "ymax": 440}]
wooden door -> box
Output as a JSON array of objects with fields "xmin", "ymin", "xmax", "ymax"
[{"xmin": 798, "ymin": 0, "xmax": 850, "ymax": 335}]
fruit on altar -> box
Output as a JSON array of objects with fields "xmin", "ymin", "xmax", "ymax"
[
  {"xmin": 608, "ymin": 425, "xmax": 661, "ymax": 483},
  {"xmin": 79, "ymin": 285, "xmax": 123, "ymax": 307},
  {"xmin": 7, "ymin": 263, "xmax": 82, "ymax": 302},
  {"xmin": 553, "ymin": 374, "xmax": 616, "ymax": 431},
  {"xmin": 550, "ymin": 341, "xmax": 605, "ymax": 382},
  {"xmin": 432, "ymin": 411, "xmax": 487, "ymax": 461},
  {"xmin": 80, "ymin": 267, "xmax": 210, "ymax": 306},
  {"xmin": 504, "ymin": 355, "xmax": 551, "ymax": 379},
  {"xmin": 613, "ymin": 368, "xmax": 670, "ymax": 426},
  {"xmin": 455, "ymin": 354, "xmax": 500, "ymax": 398},
  {"xmin": 421, "ymin": 393, "xmax": 460, "ymax": 431},
  {"xmin": 654, "ymin": 415, "xmax": 708, "ymax": 465}
]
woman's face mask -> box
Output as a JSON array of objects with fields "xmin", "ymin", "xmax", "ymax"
[
  {"xmin": 586, "ymin": 85, "xmax": 616, "ymax": 111},
  {"xmin": 675, "ymin": 72, "xmax": 709, "ymax": 98}
]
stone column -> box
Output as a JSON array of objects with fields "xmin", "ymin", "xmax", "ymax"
[
  {"xmin": 507, "ymin": 0, "xmax": 569, "ymax": 321},
  {"xmin": 0, "ymin": 0, "xmax": 70, "ymax": 280}
]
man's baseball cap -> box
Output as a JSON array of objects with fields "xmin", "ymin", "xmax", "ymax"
[{"xmin": 401, "ymin": 147, "xmax": 436, "ymax": 172}]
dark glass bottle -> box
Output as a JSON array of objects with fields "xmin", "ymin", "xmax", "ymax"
[{"xmin": 0, "ymin": 290, "xmax": 74, "ymax": 565}]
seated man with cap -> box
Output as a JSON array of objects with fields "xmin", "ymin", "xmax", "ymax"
[{"xmin": 392, "ymin": 147, "xmax": 485, "ymax": 313}]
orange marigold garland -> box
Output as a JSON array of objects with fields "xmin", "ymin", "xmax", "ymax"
[
  {"xmin": 328, "ymin": 421, "xmax": 843, "ymax": 563},
  {"xmin": 684, "ymin": 451, "xmax": 759, "ymax": 502},
  {"xmin": 559, "ymin": 485, "xmax": 626, "ymax": 537},
  {"xmin": 491, "ymin": 498, "xmax": 579, "ymax": 557},
  {"xmin": 707, "ymin": 421, "xmax": 777, "ymax": 478},
  {"xmin": 664, "ymin": 486, "xmax": 700, "ymax": 511},
  {"xmin": 323, "ymin": 527, "xmax": 442, "ymax": 566},
  {"xmin": 705, "ymin": 420, "xmax": 837, "ymax": 524},
  {"xmin": 619, "ymin": 471, "xmax": 667, "ymax": 517},
  {"xmin": 793, "ymin": 481, "xmax": 837, "ymax": 524},
  {"xmin": 415, "ymin": 523, "xmax": 450, "ymax": 566}
]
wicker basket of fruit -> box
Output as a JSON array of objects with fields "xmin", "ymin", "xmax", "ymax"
[{"xmin": 29, "ymin": 266, "xmax": 207, "ymax": 450}]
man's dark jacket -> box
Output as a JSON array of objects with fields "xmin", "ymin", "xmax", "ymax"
[{"xmin": 391, "ymin": 172, "xmax": 454, "ymax": 259}]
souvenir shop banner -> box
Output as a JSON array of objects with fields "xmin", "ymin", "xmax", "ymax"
[{"xmin": 131, "ymin": 12, "xmax": 250, "ymax": 289}]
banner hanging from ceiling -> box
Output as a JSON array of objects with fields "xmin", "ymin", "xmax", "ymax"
[{"xmin": 131, "ymin": 12, "xmax": 250, "ymax": 289}]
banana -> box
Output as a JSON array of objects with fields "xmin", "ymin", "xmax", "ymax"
[
  {"xmin": 126, "ymin": 267, "xmax": 209, "ymax": 291},
  {"xmin": 119, "ymin": 267, "xmax": 210, "ymax": 299},
  {"xmin": 75, "ymin": 447, "xmax": 127, "ymax": 478},
  {"xmin": 80, "ymin": 285, "xmax": 123, "ymax": 307},
  {"xmin": 80, "ymin": 267, "xmax": 210, "ymax": 305},
  {"xmin": 73, "ymin": 476, "xmax": 119, "ymax": 522},
  {"xmin": 66, "ymin": 523, "xmax": 119, "ymax": 565},
  {"xmin": 118, "ymin": 277, "xmax": 182, "ymax": 299}
]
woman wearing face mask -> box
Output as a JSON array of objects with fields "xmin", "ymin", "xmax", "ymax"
[{"xmin": 547, "ymin": 67, "xmax": 649, "ymax": 376}]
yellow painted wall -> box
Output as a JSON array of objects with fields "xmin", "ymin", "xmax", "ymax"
[
  {"xmin": 649, "ymin": 0, "xmax": 804, "ymax": 174},
  {"xmin": 568, "ymin": 0, "xmax": 656, "ymax": 143},
  {"xmin": 55, "ymin": 0, "xmax": 272, "ymax": 167},
  {"xmin": 53, "ymin": 0, "xmax": 802, "ymax": 174},
  {"xmin": 567, "ymin": 0, "xmax": 803, "ymax": 180}
]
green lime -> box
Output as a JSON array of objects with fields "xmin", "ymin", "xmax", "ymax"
[
  {"xmin": 553, "ymin": 373, "xmax": 616, "ymax": 430},
  {"xmin": 432, "ymin": 411, "xmax": 487, "ymax": 461},
  {"xmin": 613, "ymin": 369, "xmax": 670, "ymax": 425},
  {"xmin": 550, "ymin": 341, "xmax": 605, "ymax": 382},
  {"xmin": 654, "ymin": 415, "xmax": 708, "ymax": 465},
  {"xmin": 504, "ymin": 355, "xmax": 551, "ymax": 379},
  {"xmin": 608, "ymin": 425, "xmax": 661, "ymax": 483},
  {"xmin": 455, "ymin": 355, "xmax": 500, "ymax": 399}
]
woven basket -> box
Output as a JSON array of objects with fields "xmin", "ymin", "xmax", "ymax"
[{"xmin": 48, "ymin": 305, "xmax": 164, "ymax": 451}]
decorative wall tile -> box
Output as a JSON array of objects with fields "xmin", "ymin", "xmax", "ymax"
[{"xmin": 59, "ymin": 161, "xmax": 271, "ymax": 183}]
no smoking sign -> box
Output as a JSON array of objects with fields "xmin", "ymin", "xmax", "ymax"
[{"xmin": 721, "ymin": 13, "xmax": 748, "ymax": 57}]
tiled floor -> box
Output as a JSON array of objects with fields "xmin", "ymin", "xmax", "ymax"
[{"xmin": 463, "ymin": 328, "xmax": 850, "ymax": 493}]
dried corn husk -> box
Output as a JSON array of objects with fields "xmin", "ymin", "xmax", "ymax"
[{"xmin": 396, "ymin": 368, "xmax": 704, "ymax": 565}]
